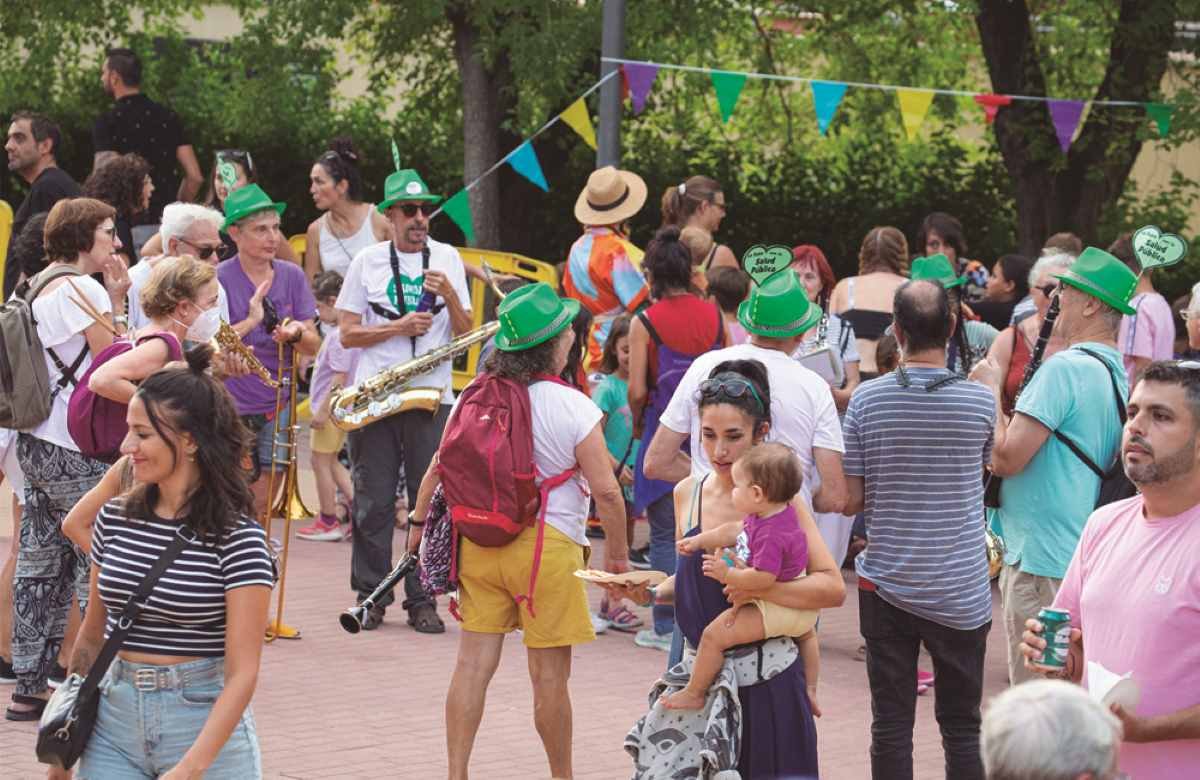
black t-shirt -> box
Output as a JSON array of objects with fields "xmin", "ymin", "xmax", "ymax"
[
  {"xmin": 3, "ymin": 166, "xmax": 81, "ymax": 298},
  {"xmin": 93, "ymin": 94, "xmax": 187, "ymax": 225}
]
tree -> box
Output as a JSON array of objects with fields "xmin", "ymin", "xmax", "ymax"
[{"xmin": 976, "ymin": 0, "xmax": 1179, "ymax": 255}]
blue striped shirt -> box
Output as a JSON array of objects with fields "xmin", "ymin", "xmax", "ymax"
[{"xmin": 844, "ymin": 368, "xmax": 996, "ymax": 630}]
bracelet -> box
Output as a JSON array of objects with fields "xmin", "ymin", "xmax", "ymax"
[
  {"xmin": 641, "ymin": 586, "xmax": 657, "ymax": 608},
  {"xmin": 407, "ymin": 512, "xmax": 425, "ymax": 528},
  {"xmin": 113, "ymin": 315, "xmax": 128, "ymax": 327}
]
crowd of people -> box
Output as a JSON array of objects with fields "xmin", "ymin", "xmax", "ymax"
[{"xmin": 2, "ymin": 44, "xmax": 1200, "ymax": 780}]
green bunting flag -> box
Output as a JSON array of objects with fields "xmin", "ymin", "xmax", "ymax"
[
  {"xmin": 710, "ymin": 71, "xmax": 747, "ymax": 123},
  {"xmin": 1146, "ymin": 103, "xmax": 1174, "ymax": 138},
  {"xmin": 442, "ymin": 189, "xmax": 474, "ymax": 244}
]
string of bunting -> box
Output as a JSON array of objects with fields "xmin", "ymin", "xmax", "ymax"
[{"xmin": 432, "ymin": 58, "xmax": 1176, "ymax": 242}]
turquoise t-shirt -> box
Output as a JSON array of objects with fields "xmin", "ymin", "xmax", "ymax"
[
  {"xmin": 992, "ymin": 343, "xmax": 1128, "ymax": 579},
  {"xmin": 592, "ymin": 373, "xmax": 638, "ymax": 501}
]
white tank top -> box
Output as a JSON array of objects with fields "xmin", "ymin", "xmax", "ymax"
[{"xmin": 318, "ymin": 206, "xmax": 380, "ymax": 277}]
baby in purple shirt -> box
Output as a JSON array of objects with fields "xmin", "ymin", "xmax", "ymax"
[{"xmin": 663, "ymin": 442, "xmax": 819, "ymax": 710}]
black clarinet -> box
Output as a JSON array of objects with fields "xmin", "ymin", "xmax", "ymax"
[
  {"xmin": 339, "ymin": 554, "xmax": 418, "ymax": 633},
  {"xmin": 984, "ymin": 294, "xmax": 1061, "ymax": 508}
]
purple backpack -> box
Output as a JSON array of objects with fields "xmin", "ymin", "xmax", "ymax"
[{"xmin": 68, "ymin": 332, "xmax": 182, "ymax": 463}]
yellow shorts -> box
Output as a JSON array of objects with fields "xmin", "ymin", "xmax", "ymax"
[
  {"xmin": 458, "ymin": 523, "xmax": 595, "ymax": 648},
  {"xmin": 310, "ymin": 423, "xmax": 346, "ymax": 455}
]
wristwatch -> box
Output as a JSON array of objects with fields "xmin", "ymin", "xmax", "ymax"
[
  {"xmin": 641, "ymin": 585, "xmax": 657, "ymax": 608},
  {"xmin": 407, "ymin": 511, "xmax": 425, "ymax": 528}
]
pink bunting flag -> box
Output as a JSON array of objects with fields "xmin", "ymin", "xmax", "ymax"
[
  {"xmin": 623, "ymin": 63, "xmax": 660, "ymax": 115},
  {"xmin": 1048, "ymin": 99, "xmax": 1086, "ymax": 154},
  {"xmin": 973, "ymin": 94, "xmax": 1012, "ymax": 124}
]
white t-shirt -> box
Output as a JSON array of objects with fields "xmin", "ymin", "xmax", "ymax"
[
  {"xmin": 126, "ymin": 256, "xmax": 230, "ymax": 332},
  {"xmin": 335, "ymin": 238, "xmax": 472, "ymax": 404},
  {"xmin": 528, "ymin": 381, "xmax": 603, "ymax": 545},
  {"xmin": 660, "ymin": 342, "xmax": 845, "ymax": 506},
  {"xmin": 28, "ymin": 274, "xmax": 113, "ymax": 451}
]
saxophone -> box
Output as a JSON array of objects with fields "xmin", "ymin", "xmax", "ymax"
[
  {"xmin": 330, "ymin": 322, "xmax": 499, "ymax": 431},
  {"xmin": 213, "ymin": 322, "xmax": 280, "ymax": 388}
]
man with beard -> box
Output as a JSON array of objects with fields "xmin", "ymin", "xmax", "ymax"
[
  {"xmin": 336, "ymin": 169, "xmax": 472, "ymax": 633},
  {"xmin": 1019, "ymin": 360, "xmax": 1200, "ymax": 778},
  {"xmin": 3, "ymin": 112, "xmax": 80, "ymax": 297},
  {"xmin": 969, "ymin": 247, "xmax": 1135, "ymax": 685}
]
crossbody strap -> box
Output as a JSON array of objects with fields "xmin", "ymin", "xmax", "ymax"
[
  {"xmin": 1052, "ymin": 349, "xmax": 1127, "ymax": 477},
  {"xmin": 636, "ymin": 310, "xmax": 663, "ymax": 346},
  {"xmin": 76, "ymin": 526, "xmax": 195, "ymax": 702}
]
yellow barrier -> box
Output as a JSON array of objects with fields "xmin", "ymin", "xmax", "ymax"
[
  {"xmin": 286, "ymin": 234, "xmax": 557, "ymax": 392},
  {"xmin": 0, "ymin": 200, "xmax": 13, "ymax": 289}
]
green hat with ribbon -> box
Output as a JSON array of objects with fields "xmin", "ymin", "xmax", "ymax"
[
  {"xmin": 910, "ymin": 254, "xmax": 966, "ymax": 288},
  {"xmin": 1053, "ymin": 246, "xmax": 1138, "ymax": 316},
  {"xmin": 737, "ymin": 270, "xmax": 823, "ymax": 339},
  {"xmin": 378, "ymin": 169, "xmax": 442, "ymax": 213},
  {"xmin": 494, "ymin": 283, "xmax": 581, "ymax": 352},
  {"xmin": 222, "ymin": 183, "xmax": 286, "ymax": 230}
]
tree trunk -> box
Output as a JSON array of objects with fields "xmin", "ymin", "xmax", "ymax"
[
  {"xmin": 448, "ymin": 4, "xmax": 516, "ymax": 250},
  {"xmin": 976, "ymin": 0, "xmax": 1176, "ymax": 255}
]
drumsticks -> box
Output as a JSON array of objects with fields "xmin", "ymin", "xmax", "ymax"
[{"xmin": 66, "ymin": 278, "xmax": 121, "ymax": 337}]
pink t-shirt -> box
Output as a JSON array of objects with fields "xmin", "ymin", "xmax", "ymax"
[
  {"xmin": 1118, "ymin": 292, "xmax": 1176, "ymax": 380},
  {"xmin": 1053, "ymin": 496, "xmax": 1200, "ymax": 778}
]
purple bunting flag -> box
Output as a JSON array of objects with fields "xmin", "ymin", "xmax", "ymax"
[
  {"xmin": 623, "ymin": 63, "xmax": 660, "ymax": 115},
  {"xmin": 1048, "ymin": 99, "xmax": 1086, "ymax": 154}
]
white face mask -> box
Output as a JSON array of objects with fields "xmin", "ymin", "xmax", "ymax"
[{"xmin": 183, "ymin": 306, "xmax": 222, "ymax": 343}]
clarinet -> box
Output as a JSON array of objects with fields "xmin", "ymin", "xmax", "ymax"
[{"xmin": 984, "ymin": 293, "xmax": 1061, "ymax": 508}]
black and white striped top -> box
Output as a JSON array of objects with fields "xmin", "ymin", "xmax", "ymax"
[{"xmin": 91, "ymin": 499, "xmax": 275, "ymax": 656}]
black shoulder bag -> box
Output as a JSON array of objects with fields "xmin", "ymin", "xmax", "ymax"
[{"xmin": 37, "ymin": 526, "xmax": 195, "ymax": 769}]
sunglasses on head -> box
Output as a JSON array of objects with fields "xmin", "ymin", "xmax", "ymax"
[
  {"xmin": 216, "ymin": 149, "xmax": 254, "ymax": 176},
  {"xmin": 396, "ymin": 203, "xmax": 437, "ymax": 218},
  {"xmin": 697, "ymin": 376, "xmax": 765, "ymax": 412}
]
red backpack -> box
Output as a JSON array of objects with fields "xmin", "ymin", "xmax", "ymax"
[{"xmin": 437, "ymin": 372, "xmax": 578, "ymax": 617}]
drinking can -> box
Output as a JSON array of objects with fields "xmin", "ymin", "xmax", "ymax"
[{"xmin": 1037, "ymin": 607, "xmax": 1071, "ymax": 668}]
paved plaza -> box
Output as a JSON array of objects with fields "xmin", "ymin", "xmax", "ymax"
[{"xmin": 0, "ymin": 465, "xmax": 1009, "ymax": 779}]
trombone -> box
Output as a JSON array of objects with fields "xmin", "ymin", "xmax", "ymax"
[{"xmin": 263, "ymin": 318, "xmax": 313, "ymax": 642}]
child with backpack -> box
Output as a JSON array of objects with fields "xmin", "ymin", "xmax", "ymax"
[
  {"xmin": 662, "ymin": 442, "xmax": 820, "ymax": 712},
  {"xmin": 298, "ymin": 271, "xmax": 359, "ymax": 541},
  {"xmin": 591, "ymin": 315, "xmax": 643, "ymax": 632}
]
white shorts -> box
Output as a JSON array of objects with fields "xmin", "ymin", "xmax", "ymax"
[{"xmin": 0, "ymin": 428, "xmax": 25, "ymax": 505}]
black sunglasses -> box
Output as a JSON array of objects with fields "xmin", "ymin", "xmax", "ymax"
[
  {"xmin": 1037, "ymin": 283, "xmax": 1059, "ymax": 298},
  {"xmin": 179, "ymin": 238, "xmax": 218, "ymax": 260},
  {"xmin": 397, "ymin": 203, "xmax": 437, "ymax": 218},
  {"xmin": 697, "ymin": 376, "xmax": 765, "ymax": 411}
]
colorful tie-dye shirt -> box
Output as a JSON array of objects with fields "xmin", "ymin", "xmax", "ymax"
[{"xmin": 563, "ymin": 227, "xmax": 650, "ymax": 369}]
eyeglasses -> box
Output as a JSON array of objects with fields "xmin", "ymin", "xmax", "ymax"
[
  {"xmin": 1035, "ymin": 283, "xmax": 1060, "ymax": 298},
  {"xmin": 396, "ymin": 203, "xmax": 437, "ymax": 218},
  {"xmin": 697, "ymin": 376, "xmax": 765, "ymax": 412},
  {"xmin": 179, "ymin": 238, "xmax": 219, "ymax": 260}
]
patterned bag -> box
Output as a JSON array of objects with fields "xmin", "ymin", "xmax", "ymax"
[{"xmin": 418, "ymin": 484, "xmax": 455, "ymax": 598}]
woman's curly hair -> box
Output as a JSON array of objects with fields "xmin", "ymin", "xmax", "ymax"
[{"xmin": 83, "ymin": 152, "xmax": 152, "ymax": 218}]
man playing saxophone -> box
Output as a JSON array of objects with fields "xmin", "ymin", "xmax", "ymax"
[{"xmin": 335, "ymin": 169, "xmax": 472, "ymax": 634}]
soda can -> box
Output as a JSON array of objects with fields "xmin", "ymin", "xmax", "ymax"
[{"xmin": 1037, "ymin": 607, "xmax": 1071, "ymax": 668}]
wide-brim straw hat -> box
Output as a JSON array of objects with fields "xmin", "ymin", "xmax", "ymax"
[{"xmin": 574, "ymin": 166, "xmax": 647, "ymax": 226}]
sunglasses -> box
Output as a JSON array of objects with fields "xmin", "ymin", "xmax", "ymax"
[
  {"xmin": 697, "ymin": 376, "xmax": 765, "ymax": 412},
  {"xmin": 396, "ymin": 203, "xmax": 437, "ymax": 218},
  {"xmin": 179, "ymin": 238, "xmax": 218, "ymax": 260}
]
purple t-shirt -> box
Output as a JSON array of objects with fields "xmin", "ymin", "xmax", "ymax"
[
  {"xmin": 218, "ymin": 257, "xmax": 317, "ymax": 415},
  {"xmin": 310, "ymin": 326, "xmax": 360, "ymax": 410},
  {"xmin": 745, "ymin": 504, "xmax": 809, "ymax": 582}
]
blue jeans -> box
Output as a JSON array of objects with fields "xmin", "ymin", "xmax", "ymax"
[
  {"xmin": 79, "ymin": 657, "xmax": 261, "ymax": 779},
  {"xmin": 646, "ymin": 493, "xmax": 677, "ymax": 636}
]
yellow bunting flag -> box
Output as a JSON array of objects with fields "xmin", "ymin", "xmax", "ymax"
[
  {"xmin": 560, "ymin": 98, "xmax": 597, "ymax": 150},
  {"xmin": 897, "ymin": 89, "xmax": 935, "ymax": 140}
]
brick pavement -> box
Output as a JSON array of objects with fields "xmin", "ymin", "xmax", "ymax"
[{"xmin": 0, "ymin": 470, "xmax": 1011, "ymax": 779}]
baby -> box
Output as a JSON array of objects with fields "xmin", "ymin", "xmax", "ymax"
[{"xmin": 662, "ymin": 442, "xmax": 819, "ymax": 710}]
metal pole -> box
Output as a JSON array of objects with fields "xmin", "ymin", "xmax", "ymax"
[{"xmin": 598, "ymin": 0, "xmax": 625, "ymax": 168}]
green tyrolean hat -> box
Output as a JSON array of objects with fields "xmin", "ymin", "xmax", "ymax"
[
  {"xmin": 737, "ymin": 270, "xmax": 823, "ymax": 339},
  {"xmin": 910, "ymin": 254, "xmax": 966, "ymax": 289},
  {"xmin": 222, "ymin": 184, "xmax": 286, "ymax": 230},
  {"xmin": 1053, "ymin": 247, "xmax": 1138, "ymax": 316},
  {"xmin": 494, "ymin": 283, "xmax": 581, "ymax": 352},
  {"xmin": 378, "ymin": 169, "xmax": 442, "ymax": 213}
]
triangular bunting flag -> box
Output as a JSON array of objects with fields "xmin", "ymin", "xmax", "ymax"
[
  {"xmin": 973, "ymin": 94, "xmax": 1013, "ymax": 124},
  {"xmin": 1146, "ymin": 103, "xmax": 1174, "ymax": 138},
  {"xmin": 442, "ymin": 189, "xmax": 475, "ymax": 244},
  {"xmin": 811, "ymin": 81, "xmax": 848, "ymax": 136},
  {"xmin": 896, "ymin": 89, "xmax": 935, "ymax": 140},
  {"xmin": 623, "ymin": 62, "xmax": 660, "ymax": 114},
  {"xmin": 1048, "ymin": 99, "xmax": 1086, "ymax": 153},
  {"xmin": 560, "ymin": 98, "xmax": 597, "ymax": 149},
  {"xmin": 507, "ymin": 141, "xmax": 549, "ymax": 192},
  {"xmin": 710, "ymin": 71, "xmax": 747, "ymax": 123}
]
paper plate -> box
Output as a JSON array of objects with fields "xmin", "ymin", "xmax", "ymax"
[{"xmin": 573, "ymin": 569, "xmax": 668, "ymax": 587}]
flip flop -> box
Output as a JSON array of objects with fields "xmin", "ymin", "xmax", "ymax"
[{"xmin": 5, "ymin": 694, "xmax": 47, "ymax": 721}]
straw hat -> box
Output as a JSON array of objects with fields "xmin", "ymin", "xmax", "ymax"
[{"xmin": 574, "ymin": 166, "xmax": 647, "ymax": 225}]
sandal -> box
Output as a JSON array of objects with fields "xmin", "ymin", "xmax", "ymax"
[
  {"xmin": 5, "ymin": 693, "xmax": 47, "ymax": 722},
  {"xmin": 407, "ymin": 603, "xmax": 445, "ymax": 634}
]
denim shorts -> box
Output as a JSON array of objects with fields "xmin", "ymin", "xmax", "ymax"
[
  {"xmin": 241, "ymin": 401, "xmax": 293, "ymax": 474},
  {"xmin": 78, "ymin": 657, "xmax": 261, "ymax": 779}
]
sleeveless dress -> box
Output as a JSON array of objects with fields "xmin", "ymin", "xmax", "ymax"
[
  {"xmin": 318, "ymin": 207, "xmax": 380, "ymax": 277},
  {"xmin": 676, "ymin": 477, "xmax": 819, "ymax": 778}
]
